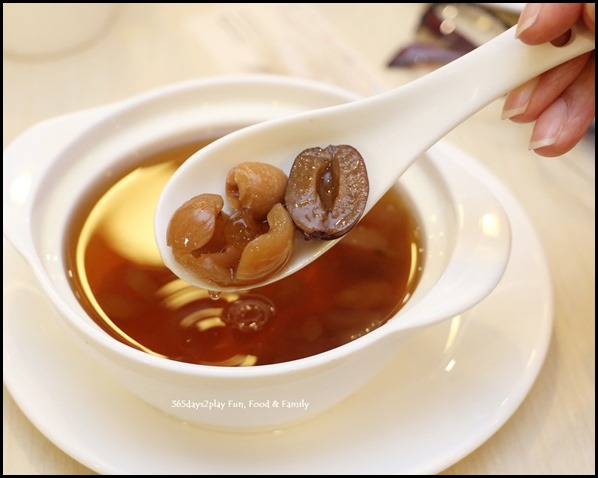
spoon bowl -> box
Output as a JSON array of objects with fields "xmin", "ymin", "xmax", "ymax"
[{"xmin": 155, "ymin": 24, "xmax": 594, "ymax": 291}]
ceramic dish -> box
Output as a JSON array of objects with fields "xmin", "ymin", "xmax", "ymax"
[
  {"xmin": 3, "ymin": 77, "xmax": 512, "ymax": 431},
  {"xmin": 3, "ymin": 136, "xmax": 552, "ymax": 474}
]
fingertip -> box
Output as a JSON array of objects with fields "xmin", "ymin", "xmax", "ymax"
[
  {"xmin": 501, "ymin": 78, "xmax": 538, "ymax": 120},
  {"xmin": 516, "ymin": 4, "xmax": 587, "ymax": 44},
  {"xmin": 528, "ymin": 98, "xmax": 567, "ymax": 154},
  {"xmin": 516, "ymin": 3, "xmax": 541, "ymax": 39},
  {"xmin": 583, "ymin": 3, "xmax": 595, "ymax": 33}
]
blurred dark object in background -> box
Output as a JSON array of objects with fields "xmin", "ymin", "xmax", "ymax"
[{"xmin": 388, "ymin": 3, "xmax": 519, "ymax": 69}]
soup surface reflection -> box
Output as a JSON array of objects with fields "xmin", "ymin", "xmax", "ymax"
[{"xmin": 65, "ymin": 136, "xmax": 424, "ymax": 366}]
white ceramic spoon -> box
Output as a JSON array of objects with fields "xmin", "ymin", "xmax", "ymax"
[{"xmin": 155, "ymin": 24, "xmax": 594, "ymax": 291}]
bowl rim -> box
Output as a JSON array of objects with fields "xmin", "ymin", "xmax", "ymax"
[{"xmin": 6, "ymin": 74, "xmax": 472, "ymax": 378}]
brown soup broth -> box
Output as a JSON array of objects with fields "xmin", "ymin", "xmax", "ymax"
[{"xmin": 65, "ymin": 136, "xmax": 425, "ymax": 366}]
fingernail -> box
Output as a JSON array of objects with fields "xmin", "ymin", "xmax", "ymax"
[
  {"xmin": 516, "ymin": 3, "xmax": 541, "ymax": 38},
  {"xmin": 529, "ymin": 98, "xmax": 568, "ymax": 151},
  {"xmin": 501, "ymin": 78, "xmax": 538, "ymax": 120},
  {"xmin": 584, "ymin": 3, "xmax": 595, "ymax": 28}
]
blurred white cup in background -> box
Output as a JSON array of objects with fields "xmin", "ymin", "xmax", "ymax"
[{"xmin": 3, "ymin": 3, "xmax": 117, "ymax": 58}]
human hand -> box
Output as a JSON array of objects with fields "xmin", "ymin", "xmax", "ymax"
[{"xmin": 502, "ymin": 3, "xmax": 595, "ymax": 157}]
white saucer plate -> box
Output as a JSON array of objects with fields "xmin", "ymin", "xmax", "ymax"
[{"xmin": 3, "ymin": 139, "xmax": 552, "ymax": 474}]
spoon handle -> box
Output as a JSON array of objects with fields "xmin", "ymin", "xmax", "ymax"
[
  {"xmin": 371, "ymin": 24, "xmax": 594, "ymax": 333},
  {"xmin": 361, "ymin": 24, "xmax": 595, "ymax": 196}
]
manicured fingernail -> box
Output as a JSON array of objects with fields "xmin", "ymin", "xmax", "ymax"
[
  {"xmin": 516, "ymin": 3, "xmax": 541, "ymax": 38},
  {"xmin": 501, "ymin": 78, "xmax": 538, "ymax": 120},
  {"xmin": 529, "ymin": 98, "xmax": 567, "ymax": 151},
  {"xmin": 585, "ymin": 3, "xmax": 595, "ymax": 28}
]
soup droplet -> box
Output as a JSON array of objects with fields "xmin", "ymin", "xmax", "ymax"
[{"xmin": 222, "ymin": 295, "xmax": 275, "ymax": 332}]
